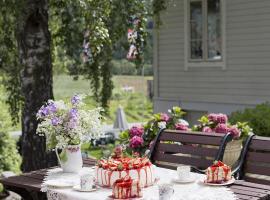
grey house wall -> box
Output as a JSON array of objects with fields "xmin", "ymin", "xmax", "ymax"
[{"xmin": 153, "ymin": 0, "xmax": 270, "ymax": 124}]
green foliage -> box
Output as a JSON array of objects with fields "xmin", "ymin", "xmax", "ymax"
[
  {"xmin": 0, "ymin": 131, "xmax": 21, "ymax": 174},
  {"xmin": 111, "ymin": 60, "xmax": 153, "ymax": 76},
  {"xmin": 230, "ymin": 103, "xmax": 270, "ymax": 137},
  {"xmin": 0, "ymin": 0, "xmax": 151, "ymax": 124}
]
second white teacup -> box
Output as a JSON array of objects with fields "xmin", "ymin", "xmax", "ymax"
[
  {"xmin": 80, "ymin": 173, "xmax": 95, "ymax": 191},
  {"xmin": 177, "ymin": 166, "xmax": 191, "ymax": 180}
]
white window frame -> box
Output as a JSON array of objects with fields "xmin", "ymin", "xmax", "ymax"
[{"xmin": 184, "ymin": 0, "xmax": 226, "ymax": 70}]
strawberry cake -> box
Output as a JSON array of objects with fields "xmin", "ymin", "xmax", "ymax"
[
  {"xmin": 112, "ymin": 176, "xmax": 142, "ymax": 199},
  {"xmin": 206, "ymin": 161, "xmax": 232, "ymax": 183},
  {"xmin": 95, "ymin": 156, "xmax": 155, "ymax": 188}
]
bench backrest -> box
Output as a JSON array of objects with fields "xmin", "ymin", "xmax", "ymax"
[
  {"xmin": 149, "ymin": 129, "xmax": 233, "ymax": 170},
  {"xmin": 242, "ymin": 136, "xmax": 270, "ymax": 185}
]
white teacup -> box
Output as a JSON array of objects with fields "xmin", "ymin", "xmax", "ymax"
[
  {"xmin": 177, "ymin": 166, "xmax": 191, "ymax": 181},
  {"xmin": 80, "ymin": 173, "xmax": 95, "ymax": 191},
  {"xmin": 158, "ymin": 183, "xmax": 174, "ymax": 200}
]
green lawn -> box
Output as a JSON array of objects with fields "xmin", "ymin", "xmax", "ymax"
[
  {"xmin": 53, "ymin": 75, "xmax": 153, "ymax": 124},
  {"xmin": 0, "ymin": 75, "xmax": 153, "ymax": 130}
]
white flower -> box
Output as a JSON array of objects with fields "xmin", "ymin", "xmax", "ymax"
[
  {"xmin": 36, "ymin": 96, "xmax": 103, "ymax": 150},
  {"xmin": 178, "ymin": 119, "xmax": 189, "ymax": 126},
  {"xmin": 158, "ymin": 121, "xmax": 167, "ymax": 129}
]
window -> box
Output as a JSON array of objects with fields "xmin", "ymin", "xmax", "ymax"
[{"xmin": 185, "ymin": 0, "xmax": 225, "ymax": 69}]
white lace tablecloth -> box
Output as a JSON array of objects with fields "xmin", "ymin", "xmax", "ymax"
[{"xmin": 43, "ymin": 167, "xmax": 237, "ymax": 200}]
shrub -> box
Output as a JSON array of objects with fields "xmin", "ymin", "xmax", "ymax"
[
  {"xmin": 0, "ymin": 131, "xmax": 21, "ymax": 174},
  {"xmin": 229, "ymin": 103, "xmax": 270, "ymax": 137}
]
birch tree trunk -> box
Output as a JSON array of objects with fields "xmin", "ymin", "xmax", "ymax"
[{"xmin": 18, "ymin": 0, "xmax": 57, "ymax": 172}]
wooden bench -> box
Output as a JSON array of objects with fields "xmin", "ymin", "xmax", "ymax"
[
  {"xmin": 1, "ymin": 154, "xmax": 269, "ymax": 200},
  {"xmin": 0, "ymin": 158, "xmax": 96, "ymax": 200},
  {"xmin": 149, "ymin": 129, "xmax": 233, "ymax": 172},
  {"xmin": 234, "ymin": 134, "xmax": 270, "ymax": 186}
]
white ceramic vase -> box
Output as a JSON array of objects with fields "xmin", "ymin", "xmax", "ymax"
[{"xmin": 56, "ymin": 145, "xmax": 83, "ymax": 173}]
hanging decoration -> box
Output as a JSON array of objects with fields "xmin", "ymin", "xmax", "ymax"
[
  {"xmin": 82, "ymin": 30, "xmax": 93, "ymax": 64},
  {"xmin": 126, "ymin": 15, "xmax": 147, "ymax": 67}
]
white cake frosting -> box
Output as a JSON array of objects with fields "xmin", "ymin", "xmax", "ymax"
[{"xmin": 95, "ymin": 164, "xmax": 155, "ymax": 188}]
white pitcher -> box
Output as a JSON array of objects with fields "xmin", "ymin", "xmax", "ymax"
[{"xmin": 56, "ymin": 145, "xmax": 83, "ymax": 173}]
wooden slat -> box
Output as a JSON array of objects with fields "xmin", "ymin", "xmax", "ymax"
[
  {"xmin": 159, "ymin": 131, "xmax": 222, "ymax": 145},
  {"xmin": 153, "ymin": 152, "xmax": 212, "ymax": 168},
  {"xmin": 155, "ymin": 163, "xmax": 177, "ymax": 170},
  {"xmin": 230, "ymin": 188, "xmax": 267, "ymax": 198},
  {"xmin": 247, "ymin": 152, "xmax": 270, "ymax": 164},
  {"xmin": 245, "ymin": 163, "xmax": 270, "ymax": 176},
  {"xmin": 234, "ymin": 180, "xmax": 270, "ymax": 190},
  {"xmin": 249, "ymin": 138, "xmax": 270, "ymax": 151},
  {"xmin": 230, "ymin": 185, "xmax": 270, "ymax": 195},
  {"xmin": 0, "ymin": 176, "xmax": 43, "ymax": 191},
  {"xmin": 156, "ymin": 143, "xmax": 218, "ymax": 157},
  {"xmin": 234, "ymin": 194, "xmax": 259, "ymax": 200},
  {"xmin": 243, "ymin": 176, "xmax": 270, "ymax": 186}
]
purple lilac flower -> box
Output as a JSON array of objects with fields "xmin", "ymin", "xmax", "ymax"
[
  {"xmin": 37, "ymin": 106, "xmax": 50, "ymax": 118},
  {"xmin": 129, "ymin": 125, "xmax": 144, "ymax": 137},
  {"xmin": 229, "ymin": 126, "xmax": 241, "ymax": 139},
  {"xmin": 202, "ymin": 127, "xmax": 213, "ymax": 133},
  {"xmin": 160, "ymin": 113, "xmax": 170, "ymax": 122},
  {"xmin": 175, "ymin": 123, "xmax": 189, "ymax": 131},
  {"xmin": 215, "ymin": 123, "xmax": 229, "ymax": 134},
  {"xmin": 71, "ymin": 95, "xmax": 81, "ymax": 106},
  {"xmin": 129, "ymin": 136, "xmax": 144, "ymax": 148},
  {"xmin": 51, "ymin": 117, "xmax": 61, "ymax": 126},
  {"xmin": 47, "ymin": 102, "xmax": 57, "ymax": 113},
  {"xmin": 69, "ymin": 108, "xmax": 78, "ymax": 118}
]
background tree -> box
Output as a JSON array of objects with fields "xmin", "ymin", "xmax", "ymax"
[{"xmin": 0, "ymin": 0, "xmax": 150, "ymax": 171}]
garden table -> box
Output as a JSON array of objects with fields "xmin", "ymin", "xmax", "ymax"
[{"xmin": 0, "ymin": 158, "xmax": 269, "ymax": 200}]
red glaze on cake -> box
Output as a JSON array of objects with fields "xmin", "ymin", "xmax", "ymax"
[
  {"xmin": 112, "ymin": 176, "xmax": 142, "ymax": 199},
  {"xmin": 206, "ymin": 161, "xmax": 232, "ymax": 183},
  {"xmin": 96, "ymin": 157, "xmax": 155, "ymax": 188}
]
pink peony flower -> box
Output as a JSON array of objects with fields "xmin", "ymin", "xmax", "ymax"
[
  {"xmin": 129, "ymin": 136, "xmax": 144, "ymax": 148},
  {"xmin": 208, "ymin": 113, "xmax": 228, "ymax": 124},
  {"xmin": 129, "ymin": 125, "xmax": 144, "ymax": 137},
  {"xmin": 160, "ymin": 113, "xmax": 170, "ymax": 122},
  {"xmin": 216, "ymin": 113, "xmax": 228, "ymax": 124},
  {"xmin": 208, "ymin": 113, "xmax": 218, "ymax": 123},
  {"xmin": 215, "ymin": 123, "xmax": 229, "ymax": 134},
  {"xmin": 228, "ymin": 126, "xmax": 241, "ymax": 139},
  {"xmin": 175, "ymin": 123, "xmax": 189, "ymax": 131},
  {"xmin": 202, "ymin": 127, "xmax": 213, "ymax": 133}
]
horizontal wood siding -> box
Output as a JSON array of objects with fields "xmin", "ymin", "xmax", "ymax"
[{"xmin": 156, "ymin": 0, "xmax": 270, "ymax": 106}]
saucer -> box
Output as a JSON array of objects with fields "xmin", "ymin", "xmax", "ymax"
[
  {"xmin": 201, "ymin": 177, "xmax": 235, "ymax": 186},
  {"xmin": 107, "ymin": 195, "xmax": 143, "ymax": 200},
  {"xmin": 73, "ymin": 185, "xmax": 97, "ymax": 192},
  {"xmin": 172, "ymin": 175, "xmax": 196, "ymax": 184},
  {"xmin": 45, "ymin": 180, "xmax": 74, "ymax": 188}
]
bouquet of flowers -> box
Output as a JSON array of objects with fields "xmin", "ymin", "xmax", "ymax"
[
  {"xmin": 192, "ymin": 113, "xmax": 252, "ymax": 139},
  {"xmin": 120, "ymin": 106, "xmax": 189, "ymax": 155},
  {"xmin": 36, "ymin": 95, "xmax": 103, "ymax": 150}
]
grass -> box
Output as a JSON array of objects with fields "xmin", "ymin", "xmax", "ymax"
[
  {"xmin": 0, "ymin": 74, "xmax": 153, "ymax": 159},
  {"xmin": 0, "ymin": 75, "xmax": 153, "ymax": 129},
  {"xmin": 53, "ymin": 75, "xmax": 153, "ymax": 124}
]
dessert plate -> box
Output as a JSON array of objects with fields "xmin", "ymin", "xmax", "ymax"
[
  {"xmin": 44, "ymin": 180, "xmax": 74, "ymax": 188},
  {"xmin": 202, "ymin": 178, "xmax": 235, "ymax": 186},
  {"xmin": 107, "ymin": 195, "xmax": 143, "ymax": 200},
  {"xmin": 73, "ymin": 185, "xmax": 97, "ymax": 192},
  {"xmin": 172, "ymin": 176, "xmax": 196, "ymax": 184}
]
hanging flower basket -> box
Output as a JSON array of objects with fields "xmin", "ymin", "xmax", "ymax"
[{"xmin": 223, "ymin": 139, "xmax": 243, "ymax": 167}]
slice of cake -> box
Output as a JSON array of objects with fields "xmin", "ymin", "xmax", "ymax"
[
  {"xmin": 112, "ymin": 176, "xmax": 142, "ymax": 199},
  {"xmin": 206, "ymin": 161, "xmax": 232, "ymax": 183}
]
